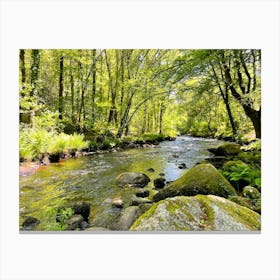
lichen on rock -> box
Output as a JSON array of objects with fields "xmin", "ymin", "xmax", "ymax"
[{"xmin": 130, "ymin": 195, "xmax": 261, "ymax": 231}]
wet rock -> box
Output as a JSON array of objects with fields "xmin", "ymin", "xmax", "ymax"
[
  {"xmin": 135, "ymin": 189, "xmax": 150, "ymax": 198},
  {"xmin": 147, "ymin": 168, "xmax": 155, "ymax": 172},
  {"xmin": 48, "ymin": 153, "xmax": 60, "ymax": 163},
  {"xmin": 112, "ymin": 197, "xmax": 124, "ymax": 208},
  {"xmin": 242, "ymin": 186, "xmax": 261, "ymax": 200},
  {"xmin": 138, "ymin": 203, "xmax": 153, "ymax": 214},
  {"xmin": 178, "ymin": 163, "xmax": 187, "ymax": 169},
  {"xmin": 66, "ymin": 214, "xmax": 84, "ymax": 230},
  {"xmin": 154, "ymin": 177, "xmax": 166, "ymax": 189},
  {"xmin": 130, "ymin": 195, "xmax": 153, "ymax": 206},
  {"xmin": 115, "ymin": 206, "xmax": 141, "ymax": 230},
  {"xmin": 159, "ymin": 173, "xmax": 165, "ymax": 177},
  {"xmin": 80, "ymin": 221, "xmax": 90, "ymax": 230},
  {"xmin": 72, "ymin": 202, "xmax": 90, "ymax": 222},
  {"xmin": 115, "ymin": 172, "xmax": 150, "ymax": 187},
  {"xmin": 130, "ymin": 195, "xmax": 261, "ymax": 231},
  {"xmin": 165, "ymin": 136, "xmax": 176, "ymax": 141},
  {"xmin": 22, "ymin": 216, "xmax": 40, "ymax": 230},
  {"xmin": 208, "ymin": 143, "xmax": 241, "ymax": 157},
  {"xmin": 153, "ymin": 164, "xmax": 237, "ymax": 202},
  {"xmin": 172, "ymin": 154, "xmax": 179, "ymax": 158}
]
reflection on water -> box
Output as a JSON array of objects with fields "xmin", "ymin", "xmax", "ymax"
[{"xmin": 19, "ymin": 136, "xmax": 224, "ymax": 230}]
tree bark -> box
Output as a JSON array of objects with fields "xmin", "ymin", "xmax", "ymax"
[
  {"xmin": 58, "ymin": 55, "xmax": 64, "ymax": 120},
  {"xmin": 91, "ymin": 49, "xmax": 97, "ymax": 123},
  {"xmin": 19, "ymin": 49, "xmax": 26, "ymax": 85},
  {"xmin": 30, "ymin": 49, "xmax": 40, "ymax": 96}
]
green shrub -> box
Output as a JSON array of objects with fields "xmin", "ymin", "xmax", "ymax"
[
  {"xmin": 19, "ymin": 127, "xmax": 54, "ymax": 160},
  {"xmin": 20, "ymin": 128, "xmax": 88, "ymax": 161},
  {"xmin": 222, "ymin": 161, "xmax": 261, "ymax": 191}
]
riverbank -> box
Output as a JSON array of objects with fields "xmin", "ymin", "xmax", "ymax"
[{"xmin": 19, "ymin": 133, "xmax": 176, "ymax": 175}]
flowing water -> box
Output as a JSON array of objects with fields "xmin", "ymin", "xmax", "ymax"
[{"xmin": 19, "ymin": 136, "xmax": 225, "ymax": 230}]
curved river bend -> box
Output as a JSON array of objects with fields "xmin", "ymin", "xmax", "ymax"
[{"xmin": 19, "ymin": 136, "xmax": 225, "ymax": 230}]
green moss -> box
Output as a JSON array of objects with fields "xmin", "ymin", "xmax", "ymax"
[
  {"xmin": 195, "ymin": 195, "xmax": 215, "ymax": 228},
  {"xmin": 129, "ymin": 203, "xmax": 158, "ymax": 230},
  {"xmin": 216, "ymin": 143, "xmax": 241, "ymax": 156},
  {"xmin": 211, "ymin": 196, "xmax": 261, "ymax": 230},
  {"xmin": 153, "ymin": 164, "xmax": 236, "ymax": 202}
]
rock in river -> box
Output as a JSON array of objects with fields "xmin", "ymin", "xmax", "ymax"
[
  {"xmin": 115, "ymin": 206, "xmax": 142, "ymax": 230},
  {"xmin": 153, "ymin": 163, "xmax": 237, "ymax": 202},
  {"xmin": 112, "ymin": 197, "xmax": 124, "ymax": 208},
  {"xmin": 130, "ymin": 195, "xmax": 153, "ymax": 206},
  {"xmin": 72, "ymin": 202, "xmax": 90, "ymax": 222},
  {"xmin": 66, "ymin": 214, "xmax": 84, "ymax": 230},
  {"xmin": 115, "ymin": 172, "xmax": 150, "ymax": 187},
  {"xmin": 154, "ymin": 177, "xmax": 166, "ymax": 189},
  {"xmin": 22, "ymin": 216, "xmax": 40, "ymax": 230},
  {"xmin": 130, "ymin": 195, "xmax": 261, "ymax": 231},
  {"xmin": 208, "ymin": 143, "xmax": 241, "ymax": 157},
  {"xmin": 135, "ymin": 189, "xmax": 150, "ymax": 198}
]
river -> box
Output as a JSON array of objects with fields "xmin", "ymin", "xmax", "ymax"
[{"xmin": 19, "ymin": 136, "xmax": 225, "ymax": 230}]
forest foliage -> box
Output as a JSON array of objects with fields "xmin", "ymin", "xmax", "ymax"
[{"xmin": 19, "ymin": 49, "xmax": 261, "ymax": 161}]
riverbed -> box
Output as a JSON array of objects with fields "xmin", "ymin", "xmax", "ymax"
[{"xmin": 19, "ymin": 136, "xmax": 225, "ymax": 230}]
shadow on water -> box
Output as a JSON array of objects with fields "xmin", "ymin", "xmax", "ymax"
[{"xmin": 19, "ymin": 136, "xmax": 225, "ymax": 230}]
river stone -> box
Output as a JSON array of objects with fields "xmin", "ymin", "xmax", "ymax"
[
  {"xmin": 130, "ymin": 195, "xmax": 153, "ymax": 206},
  {"xmin": 130, "ymin": 195, "xmax": 261, "ymax": 231},
  {"xmin": 153, "ymin": 164, "xmax": 237, "ymax": 202},
  {"xmin": 135, "ymin": 189, "xmax": 150, "ymax": 198},
  {"xmin": 66, "ymin": 214, "xmax": 84, "ymax": 230},
  {"xmin": 72, "ymin": 202, "xmax": 90, "ymax": 222},
  {"xmin": 115, "ymin": 172, "xmax": 150, "ymax": 187},
  {"xmin": 209, "ymin": 143, "xmax": 241, "ymax": 157},
  {"xmin": 242, "ymin": 186, "xmax": 261, "ymax": 199},
  {"xmin": 115, "ymin": 206, "xmax": 141, "ymax": 230},
  {"xmin": 154, "ymin": 177, "xmax": 166, "ymax": 189},
  {"xmin": 228, "ymin": 196, "xmax": 261, "ymax": 214},
  {"xmin": 112, "ymin": 197, "xmax": 124, "ymax": 208},
  {"xmin": 22, "ymin": 216, "xmax": 40, "ymax": 230}
]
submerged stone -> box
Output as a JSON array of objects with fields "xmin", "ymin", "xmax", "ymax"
[
  {"xmin": 115, "ymin": 172, "xmax": 150, "ymax": 187},
  {"xmin": 130, "ymin": 195, "xmax": 261, "ymax": 231}
]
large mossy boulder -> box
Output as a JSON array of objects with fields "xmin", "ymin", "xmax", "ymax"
[
  {"xmin": 115, "ymin": 172, "xmax": 150, "ymax": 187},
  {"xmin": 153, "ymin": 164, "xmax": 237, "ymax": 202},
  {"xmin": 209, "ymin": 143, "xmax": 241, "ymax": 156},
  {"xmin": 130, "ymin": 195, "xmax": 261, "ymax": 231}
]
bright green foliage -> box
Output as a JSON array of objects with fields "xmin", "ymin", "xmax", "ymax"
[
  {"xmin": 19, "ymin": 128, "xmax": 88, "ymax": 161},
  {"xmin": 222, "ymin": 161, "xmax": 261, "ymax": 190},
  {"xmin": 19, "ymin": 127, "xmax": 54, "ymax": 160}
]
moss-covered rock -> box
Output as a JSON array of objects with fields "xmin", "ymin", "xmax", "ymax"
[
  {"xmin": 228, "ymin": 196, "xmax": 261, "ymax": 214},
  {"xmin": 242, "ymin": 186, "xmax": 261, "ymax": 199},
  {"xmin": 115, "ymin": 172, "xmax": 150, "ymax": 187},
  {"xmin": 209, "ymin": 143, "xmax": 241, "ymax": 156},
  {"xmin": 130, "ymin": 195, "xmax": 261, "ymax": 231},
  {"xmin": 153, "ymin": 164, "xmax": 237, "ymax": 202}
]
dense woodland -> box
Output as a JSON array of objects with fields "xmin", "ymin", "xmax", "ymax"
[{"xmin": 19, "ymin": 49, "xmax": 261, "ymax": 161}]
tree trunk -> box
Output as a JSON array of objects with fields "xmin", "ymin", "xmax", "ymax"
[
  {"xmin": 159, "ymin": 102, "xmax": 164, "ymax": 134},
  {"xmin": 30, "ymin": 49, "xmax": 40, "ymax": 96},
  {"xmin": 70, "ymin": 60, "xmax": 75, "ymax": 124},
  {"xmin": 91, "ymin": 49, "xmax": 97, "ymax": 123},
  {"xmin": 19, "ymin": 49, "xmax": 26, "ymax": 85},
  {"xmin": 58, "ymin": 55, "xmax": 64, "ymax": 120}
]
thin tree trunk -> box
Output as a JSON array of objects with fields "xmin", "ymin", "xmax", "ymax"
[
  {"xmin": 91, "ymin": 49, "xmax": 97, "ymax": 123},
  {"xmin": 58, "ymin": 55, "xmax": 64, "ymax": 120},
  {"xmin": 70, "ymin": 60, "xmax": 75, "ymax": 124},
  {"xmin": 19, "ymin": 49, "xmax": 26, "ymax": 85},
  {"xmin": 30, "ymin": 49, "xmax": 40, "ymax": 96}
]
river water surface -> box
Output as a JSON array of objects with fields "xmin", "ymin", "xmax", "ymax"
[{"xmin": 19, "ymin": 136, "xmax": 225, "ymax": 230}]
